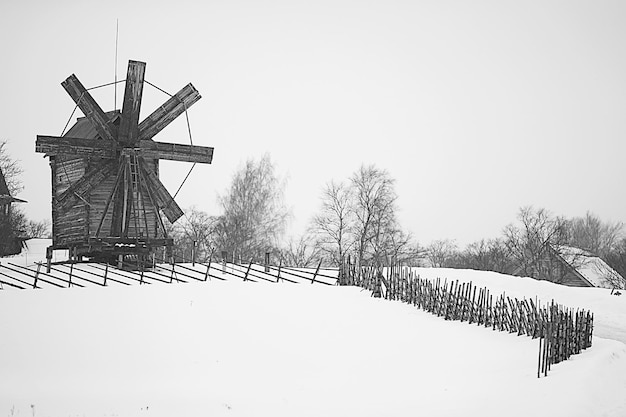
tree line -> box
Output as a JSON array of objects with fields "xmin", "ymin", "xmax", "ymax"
[
  {"xmin": 168, "ymin": 156, "xmax": 421, "ymax": 268},
  {"xmin": 425, "ymin": 207, "xmax": 626, "ymax": 287},
  {"xmin": 169, "ymin": 155, "xmax": 625, "ymax": 289},
  {"xmin": 4, "ymin": 140, "xmax": 624, "ymax": 288}
]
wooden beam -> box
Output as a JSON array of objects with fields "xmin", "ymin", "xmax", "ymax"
[
  {"xmin": 61, "ymin": 74, "xmax": 117, "ymax": 143},
  {"xmin": 95, "ymin": 161, "xmax": 125, "ymax": 237},
  {"xmin": 119, "ymin": 60, "xmax": 146, "ymax": 145},
  {"xmin": 139, "ymin": 140, "xmax": 213, "ymax": 164},
  {"xmin": 138, "ymin": 83, "xmax": 201, "ymax": 141},
  {"xmin": 138, "ymin": 158, "xmax": 184, "ymax": 223},
  {"xmin": 36, "ymin": 136, "xmax": 118, "ymax": 159},
  {"xmin": 54, "ymin": 160, "xmax": 117, "ymax": 212},
  {"xmin": 110, "ymin": 154, "xmax": 131, "ymax": 237}
]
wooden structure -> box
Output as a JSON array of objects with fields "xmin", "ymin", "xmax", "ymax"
[
  {"xmin": 515, "ymin": 244, "xmax": 625, "ymax": 289},
  {"xmin": 0, "ymin": 167, "xmax": 27, "ymax": 256},
  {"xmin": 36, "ymin": 60, "xmax": 213, "ymax": 264},
  {"xmin": 338, "ymin": 262, "xmax": 594, "ymax": 377}
]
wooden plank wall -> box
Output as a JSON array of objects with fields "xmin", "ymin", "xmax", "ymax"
[
  {"xmin": 52, "ymin": 156, "xmax": 88, "ymax": 245},
  {"xmin": 52, "ymin": 156, "xmax": 165, "ymax": 244},
  {"xmin": 87, "ymin": 171, "xmax": 116, "ymax": 238},
  {"xmin": 86, "ymin": 158, "xmax": 162, "ymax": 239}
]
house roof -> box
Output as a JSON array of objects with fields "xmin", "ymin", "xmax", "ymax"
[
  {"xmin": 0, "ymin": 166, "xmax": 26, "ymax": 203},
  {"xmin": 0, "ymin": 165, "xmax": 11, "ymax": 196},
  {"xmin": 555, "ymin": 245, "xmax": 624, "ymax": 289}
]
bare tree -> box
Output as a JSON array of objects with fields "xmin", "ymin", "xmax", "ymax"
[
  {"xmin": 310, "ymin": 181, "xmax": 354, "ymax": 266},
  {"xmin": 24, "ymin": 219, "xmax": 51, "ymax": 238},
  {"xmin": 0, "ymin": 140, "xmax": 23, "ymax": 196},
  {"xmin": 566, "ymin": 212, "xmax": 623, "ymax": 258},
  {"xmin": 214, "ymin": 155, "xmax": 289, "ymax": 263},
  {"xmin": 0, "ymin": 141, "xmax": 27, "ymax": 255},
  {"xmin": 427, "ymin": 239, "xmax": 458, "ymax": 267},
  {"xmin": 606, "ymin": 238, "xmax": 626, "ymax": 284},
  {"xmin": 386, "ymin": 228, "xmax": 426, "ymax": 265},
  {"xmin": 279, "ymin": 235, "xmax": 322, "ymax": 267},
  {"xmin": 503, "ymin": 206, "xmax": 571, "ymax": 280},
  {"xmin": 170, "ymin": 207, "xmax": 218, "ymax": 262},
  {"xmin": 350, "ymin": 164, "xmax": 397, "ymax": 266},
  {"xmin": 453, "ymin": 238, "xmax": 511, "ymax": 273}
]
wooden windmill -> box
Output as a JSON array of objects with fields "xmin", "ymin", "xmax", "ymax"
[{"xmin": 36, "ymin": 60, "xmax": 213, "ymax": 264}]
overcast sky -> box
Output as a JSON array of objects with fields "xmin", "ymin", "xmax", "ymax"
[{"xmin": 2, "ymin": 0, "xmax": 625, "ymax": 246}]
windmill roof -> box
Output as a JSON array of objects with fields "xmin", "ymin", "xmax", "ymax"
[{"xmin": 64, "ymin": 111, "xmax": 120, "ymax": 139}]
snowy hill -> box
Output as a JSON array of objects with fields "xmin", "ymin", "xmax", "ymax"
[{"xmin": 1, "ymin": 244, "xmax": 626, "ymax": 416}]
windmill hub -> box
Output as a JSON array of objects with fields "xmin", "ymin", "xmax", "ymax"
[{"xmin": 36, "ymin": 60, "xmax": 214, "ymax": 266}]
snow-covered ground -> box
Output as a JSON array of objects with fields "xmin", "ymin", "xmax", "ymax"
[{"xmin": 1, "ymin": 240, "xmax": 626, "ymax": 417}]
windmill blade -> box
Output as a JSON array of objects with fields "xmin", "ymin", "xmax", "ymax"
[
  {"xmin": 118, "ymin": 60, "xmax": 146, "ymax": 145},
  {"xmin": 61, "ymin": 74, "xmax": 117, "ymax": 143},
  {"xmin": 36, "ymin": 136, "xmax": 117, "ymax": 159},
  {"xmin": 54, "ymin": 160, "xmax": 117, "ymax": 211},
  {"xmin": 138, "ymin": 158, "xmax": 184, "ymax": 223},
  {"xmin": 139, "ymin": 140, "xmax": 213, "ymax": 164},
  {"xmin": 137, "ymin": 83, "xmax": 201, "ymax": 141}
]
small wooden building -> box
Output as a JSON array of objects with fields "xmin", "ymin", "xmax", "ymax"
[
  {"xmin": 523, "ymin": 244, "xmax": 625, "ymax": 289},
  {"xmin": 0, "ymin": 167, "xmax": 26, "ymax": 256}
]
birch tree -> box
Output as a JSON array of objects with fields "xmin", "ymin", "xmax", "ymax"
[
  {"xmin": 350, "ymin": 165, "xmax": 397, "ymax": 266},
  {"xmin": 214, "ymin": 155, "xmax": 289, "ymax": 262},
  {"xmin": 310, "ymin": 181, "xmax": 354, "ymax": 266}
]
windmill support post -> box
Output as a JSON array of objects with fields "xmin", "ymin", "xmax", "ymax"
[{"xmin": 46, "ymin": 246, "xmax": 52, "ymax": 273}]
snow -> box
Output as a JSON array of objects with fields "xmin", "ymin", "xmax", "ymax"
[
  {"xmin": 557, "ymin": 245, "xmax": 624, "ymax": 289},
  {"xmin": 2, "ymin": 242, "xmax": 626, "ymax": 416},
  {"xmin": 2, "ymin": 238, "xmax": 68, "ymax": 267}
]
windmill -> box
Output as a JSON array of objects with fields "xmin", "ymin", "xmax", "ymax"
[{"xmin": 36, "ymin": 60, "xmax": 213, "ymax": 265}]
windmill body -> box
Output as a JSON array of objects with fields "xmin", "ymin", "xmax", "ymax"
[{"xmin": 36, "ymin": 60, "xmax": 213, "ymax": 263}]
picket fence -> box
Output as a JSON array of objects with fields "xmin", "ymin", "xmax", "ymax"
[{"xmin": 338, "ymin": 262, "xmax": 594, "ymax": 377}]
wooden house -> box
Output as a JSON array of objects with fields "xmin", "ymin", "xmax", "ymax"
[
  {"xmin": 0, "ymin": 167, "xmax": 26, "ymax": 256},
  {"xmin": 521, "ymin": 244, "xmax": 625, "ymax": 289}
]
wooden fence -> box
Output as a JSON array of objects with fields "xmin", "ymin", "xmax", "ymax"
[{"xmin": 338, "ymin": 263, "xmax": 594, "ymax": 377}]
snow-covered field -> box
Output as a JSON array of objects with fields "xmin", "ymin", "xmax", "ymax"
[{"xmin": 1, "ymin": 240, "xmax": 626, "ymax": 417}]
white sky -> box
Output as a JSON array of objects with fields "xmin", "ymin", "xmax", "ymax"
[{"xmin": 1, "ymin": 0, "xmax": 625, "ymax": 246}]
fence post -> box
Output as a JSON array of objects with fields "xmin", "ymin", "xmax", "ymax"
[
  {"xmin": 68, "ymin": 262, "xmax": 74, "ymax": 288},
  {"xmin": 204, "ymin": 250, "xmax": 213, "ymax": 281},
  {"xmin": 311, "ymin": 259, "xmax": 322, "ymax": 284},
  {"xmin": 33, "ymin": 262, "xmax": 41, "ymax": 289},
  {"xmin": 244, "ymin": 258, "xmax": 253, "ymax": 281},
  {"xmin": 265, "ymin": 252, "xmax": 270, "ymax": 273}
]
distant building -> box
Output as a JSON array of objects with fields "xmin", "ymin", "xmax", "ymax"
[
  {"xmin": 521, "ymin": 244, "xmax": 625, "ymax": 289},
  {"xmin": 0, "ymin": 167, "xmax": 27, "ymax": 256}
]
